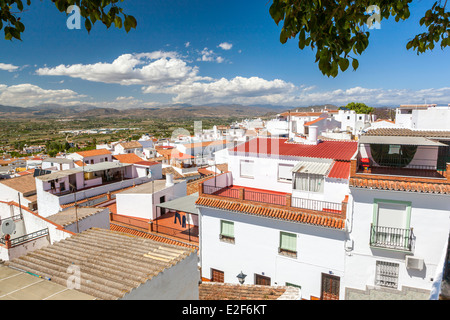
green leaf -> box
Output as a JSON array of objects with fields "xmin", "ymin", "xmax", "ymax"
[
  {"xmin": 339, "ymin": 58, "xmax": 349, "ymax": 72},
  {"xmin": 85, "ymin": 19, "xmax": 92, "ymax": 33},
  {"xmin": 352, "ymin": 58, "xmax": 359, "ymax": 71}
]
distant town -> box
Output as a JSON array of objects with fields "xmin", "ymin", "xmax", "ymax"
[{"xmin": 0, "ymin": 103, "xmax": 449, "ymax": 301}]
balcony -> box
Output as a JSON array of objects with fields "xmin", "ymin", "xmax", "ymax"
[
  {"xmin": 370, "ymin": 224, "xmax": 414, "ymax": 252},
  {"xmin": 355, "ymin": 158, "xmax": 447, "ymax": 179},
  {"xmin": 200, "ymin": 172, "xmax": 346, "ymax": 216}
]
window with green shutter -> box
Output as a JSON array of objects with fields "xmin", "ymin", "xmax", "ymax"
[
  {"xmin": 279, "ymin": 231, "xmax": 297, "ymax": 257},
  {"xmin": 220, "ymin": 220, "xmax": 235, "ymax": 243}
]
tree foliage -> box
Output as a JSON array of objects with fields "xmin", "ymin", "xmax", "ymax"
[
  {"xmin": 269, "ymin": 0, "xmax": 449, "ymax": 77},
  {"xmin": 0, "ymin": 0, "xmax": 136, "ymax": 40},
  {"xmin": 340, "ymin": 102, "xmax": 375, "ymax": 114}
]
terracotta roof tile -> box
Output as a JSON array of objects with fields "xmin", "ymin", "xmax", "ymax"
[
  {"xmin": 76, "ymin": 149, "xmax": 111, "ymax": 157},
  {"xmin": 113, "ymin": 153, "xmax": 145, "ymax": 164},
  {"xmin": 232, "ymin": 138, "xmax": 357, "ymax": 161},
  {"xmin": 196, "ymin": 196, "xmax": 345, "ymax": 229},
  {"xmin": 119, "ymin": 141, "xmax": 142, "ymax": 149},
  {"xmin": 199, "ymin": 282, "xmax": 300, "ymax": 300},
  {"xmin": 349, "ymin": 177, "xmax": 450, "ymax": 194},
  {"xmin": 327, "ymin": 161, "xmax": 351, "ymax": 179},
  {"xmin": 110, "ymin": 223, "xmax": 198, "ymax": 250},
  {"xmin": 364, "ymin": 128, "xmax": 450, "ymax": 138}
]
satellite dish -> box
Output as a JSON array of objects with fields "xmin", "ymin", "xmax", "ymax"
[{"xmin": 1, "ymin": 218, "xmax": 16, "ymax": 236}]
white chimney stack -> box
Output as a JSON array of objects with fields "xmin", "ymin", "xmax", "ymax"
[
  {"xmin": 308, "ymin": 126, "xmax": 318, "ymax": 144},
  {"xmin": 166, "ymin": 173, "xmax": 174, "ymax": 187}
]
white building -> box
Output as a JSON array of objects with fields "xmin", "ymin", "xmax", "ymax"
[
  {"xmin": 113, "ymin": 141, "xmax": 144, "ymax": 155},
  {"xmin": 333, "ymin": 109, "xmax": 375, "ymax": 135},
  {"xmin": 0, "ymin": 201, "xmax": 73, "ymax": 261},
  {"xmin": 343, "ymin": 128, "xmax": 450, "ymax": 299},
  {"xmin": 66, "ymin": 149, "xmax": 113, "ymax": 165},
  {"xmin": 115, "ymin": 174, "xmax": 187, "ymax": 222},
  {"xmin": 395, "ymin": 104, "xmax": 450, "ymax": 130},
  {"xmin": 42, "ymin": 157, "xmax": 76, "ymax": 171},
  {"xmin": 196, "ymin": 136, "xmax": 357, "ymax": 299},
  {"xmin": 35, "ymin": 162, "xmax": 152, "ymax": 217}
]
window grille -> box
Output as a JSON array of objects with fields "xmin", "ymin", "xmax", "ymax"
[{"xmin": 375, "ymin": 261, "xmax": 399, "ymax": 289}]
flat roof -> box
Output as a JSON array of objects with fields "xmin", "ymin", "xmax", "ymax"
[
  {"xmin": 42, "ymin": 157, "xmax": 74, "ymax": 164},
  {"xmin": 0, "ymin": 265, "xmax": 96, "ymax": 300},
  {"xmin": 156, "ymin": 192, "xmax": 199, "ymax": 214},
  {"xmin": 117, "ymin": 179, "xmax": 183, "ymax": 194},
  {"xmin": 36, "ymin": 162, "xmax": 132, "ymax": 181}
]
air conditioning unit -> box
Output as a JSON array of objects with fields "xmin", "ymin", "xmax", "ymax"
[{"xmin": 405, "ymin": 256, "xmax": 424, "ymax": 271}]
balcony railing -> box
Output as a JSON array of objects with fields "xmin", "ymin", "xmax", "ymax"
[
  {"xmin": 291, "ymin": 197, "xmax": 342, "ymax": 214},
  {"xmin": 370, "ymin": 224, "xmax": 413, "ymax": 252},
  {"xmin": 0, "ymin": 228, "xmax": 49, "ymax": 247},
  {"xmin": 202, "ymin": 184, "xmax": 344, "ymax": 215},
  {"xmin": 356, "ymin": 158, "xmax": 447, "ymax": 179}
]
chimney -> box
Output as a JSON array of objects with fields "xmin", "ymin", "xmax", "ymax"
[
  {"xmin": 308, "ymin": 126, "xmax": 318, "ymax": 144},
  {"xmin": 166, "ymin": 173, "xmax": 174, "ymax": 187}
]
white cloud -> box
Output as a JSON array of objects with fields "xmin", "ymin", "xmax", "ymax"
[
  {"xmin": 196, "ymin": 48, "xmax": 225, "ymax": 63},
  {"xmin": 185, "ymin": 42, "xmax": 190, "ymax": 48},
  {"xmin": 0, "ymin": 83, "xmax": 85, "ymax": 107},
  {"xmin": 36, "ymin": 52, "xmax": 205, "ymax": 87},
  {"xmin": 143, "ymin": 76, "xmax": 296, "ymax": 106},
  {"xmin": 0, "ymin": 63, "xmax": 19, "ymax": 72},
  {"xmin": 31, "ymin": 51, "xmax": 450, "ymax": 108},
  {"xmin": 218, "ymin": 42, "xmax": 233, "ymax": 50}
]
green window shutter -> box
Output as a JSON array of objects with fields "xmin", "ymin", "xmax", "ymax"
[
  {"xmin": 221, "ymin": 220, "xmax": 234, "ymax": 238},
  {"xmin": 280, "ymin": 232, "xmax": 296, "ymax": 252}
]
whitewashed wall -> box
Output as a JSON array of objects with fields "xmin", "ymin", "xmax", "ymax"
[
  {"xmin": 344, "ymin": 187, "xmax": 450, "ymax": 294},
  {"xmin": 199, "ymin": 206, "xmax": 347, "ymax": 299},
  {"xmin": 115, "ymin": 180, "xmax": 187, "ymax": 221},
  {"xmin": 121, "ymin": 250, "xmax": 199, "ymax": 300}
]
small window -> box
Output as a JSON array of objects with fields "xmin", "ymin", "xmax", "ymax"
[
  {"xmin": 278, "ymin": 163, "xmax": 294, "ymax": 182},
  {"xmin": 220, "ymin": 220, "xmax": 234, "ymax": 243},
  {"xmin": 240, "ymin": 160, "xmax": 254, "ymax": 178},
  {"xmin": 375, "ymin": 261, "xmax": 399, "ymax": 289},
  {"xmin": 279, "ymin": 231, "xmax": 297, "ymax": 257},
  {"xmin": 388, "ymin": 144, "xmax": 401, "ymax": 155}
]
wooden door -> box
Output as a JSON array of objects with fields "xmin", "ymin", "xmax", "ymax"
[{"xmin": 321, "ymin": 273, "xmax": 340, "ymax": 300}]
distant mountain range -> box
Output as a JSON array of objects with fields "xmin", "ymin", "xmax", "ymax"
[
  {"xmin": 0, "ymin": 103, "xmax": 327, "ymax": 119},
  {"xmin": 0, "ymin": 102, "xmax": 393, "ymax": 120}
]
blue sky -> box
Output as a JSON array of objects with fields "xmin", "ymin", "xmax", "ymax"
[{"xmin": 0, "ymin": 0, "xmax": 449, "ymax": 109}]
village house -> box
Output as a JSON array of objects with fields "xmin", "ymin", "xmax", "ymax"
[
  {"xmin": 66, "ymin": 149, "xmax": 113, "ymax": 165},
  {"xmin": 196, "ymin": 134, "xmax": 357, "ymax": 299}
]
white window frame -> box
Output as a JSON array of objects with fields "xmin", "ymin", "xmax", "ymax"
[
  {"xmin": 240, "ymin": 159, "xmax": 254, "ymax": 178},
  {"xmin": 277, "ymin": 163, "xmax": 294, "ymax": 183}
]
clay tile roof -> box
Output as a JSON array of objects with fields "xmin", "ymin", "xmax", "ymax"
[
  {"xmin": 0, "ymin": 174, "xmax": 36, "ymax": 195},
  {"xmin": 110, "ymin": 223, "xmax": 198, "ymax": 250},
  {"xmin": 195, "ymin": 196, "xmax": 345, "ymax": 230},
  {"xmin": 349, "ymin": 177, "xmax": 450, "ymax": 194},
  {"xmin": 199, "ymin": 282, "xmax": 301, "ymax": 300},
  {"xmin": 76, "ymin": 149, "xmax": 111, "ymax": 157},
  {"xmin": 327, "ymin": 161, "xmax": 351, "ymax": 179},
  {"xmin": 304, "ymin": 117, "xmax": 326, "ymax": 126},
  {"xmin": 4, "ymin": 228, "xmax": 196, "ymax": 300},
  {"xmin": 113, "ymin": 153, "xmax": 145, "ymax": 164},
  {"xmin": 120, "ymin": 141, "xmax": 142, "ymax": 149},
  {"xmin": 232, "ymin": 137, "xmax": 357, "ymax": 161},
  {"xmin": 363, "ymin": 128, "xmax": 450, "ymax": 138}
]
